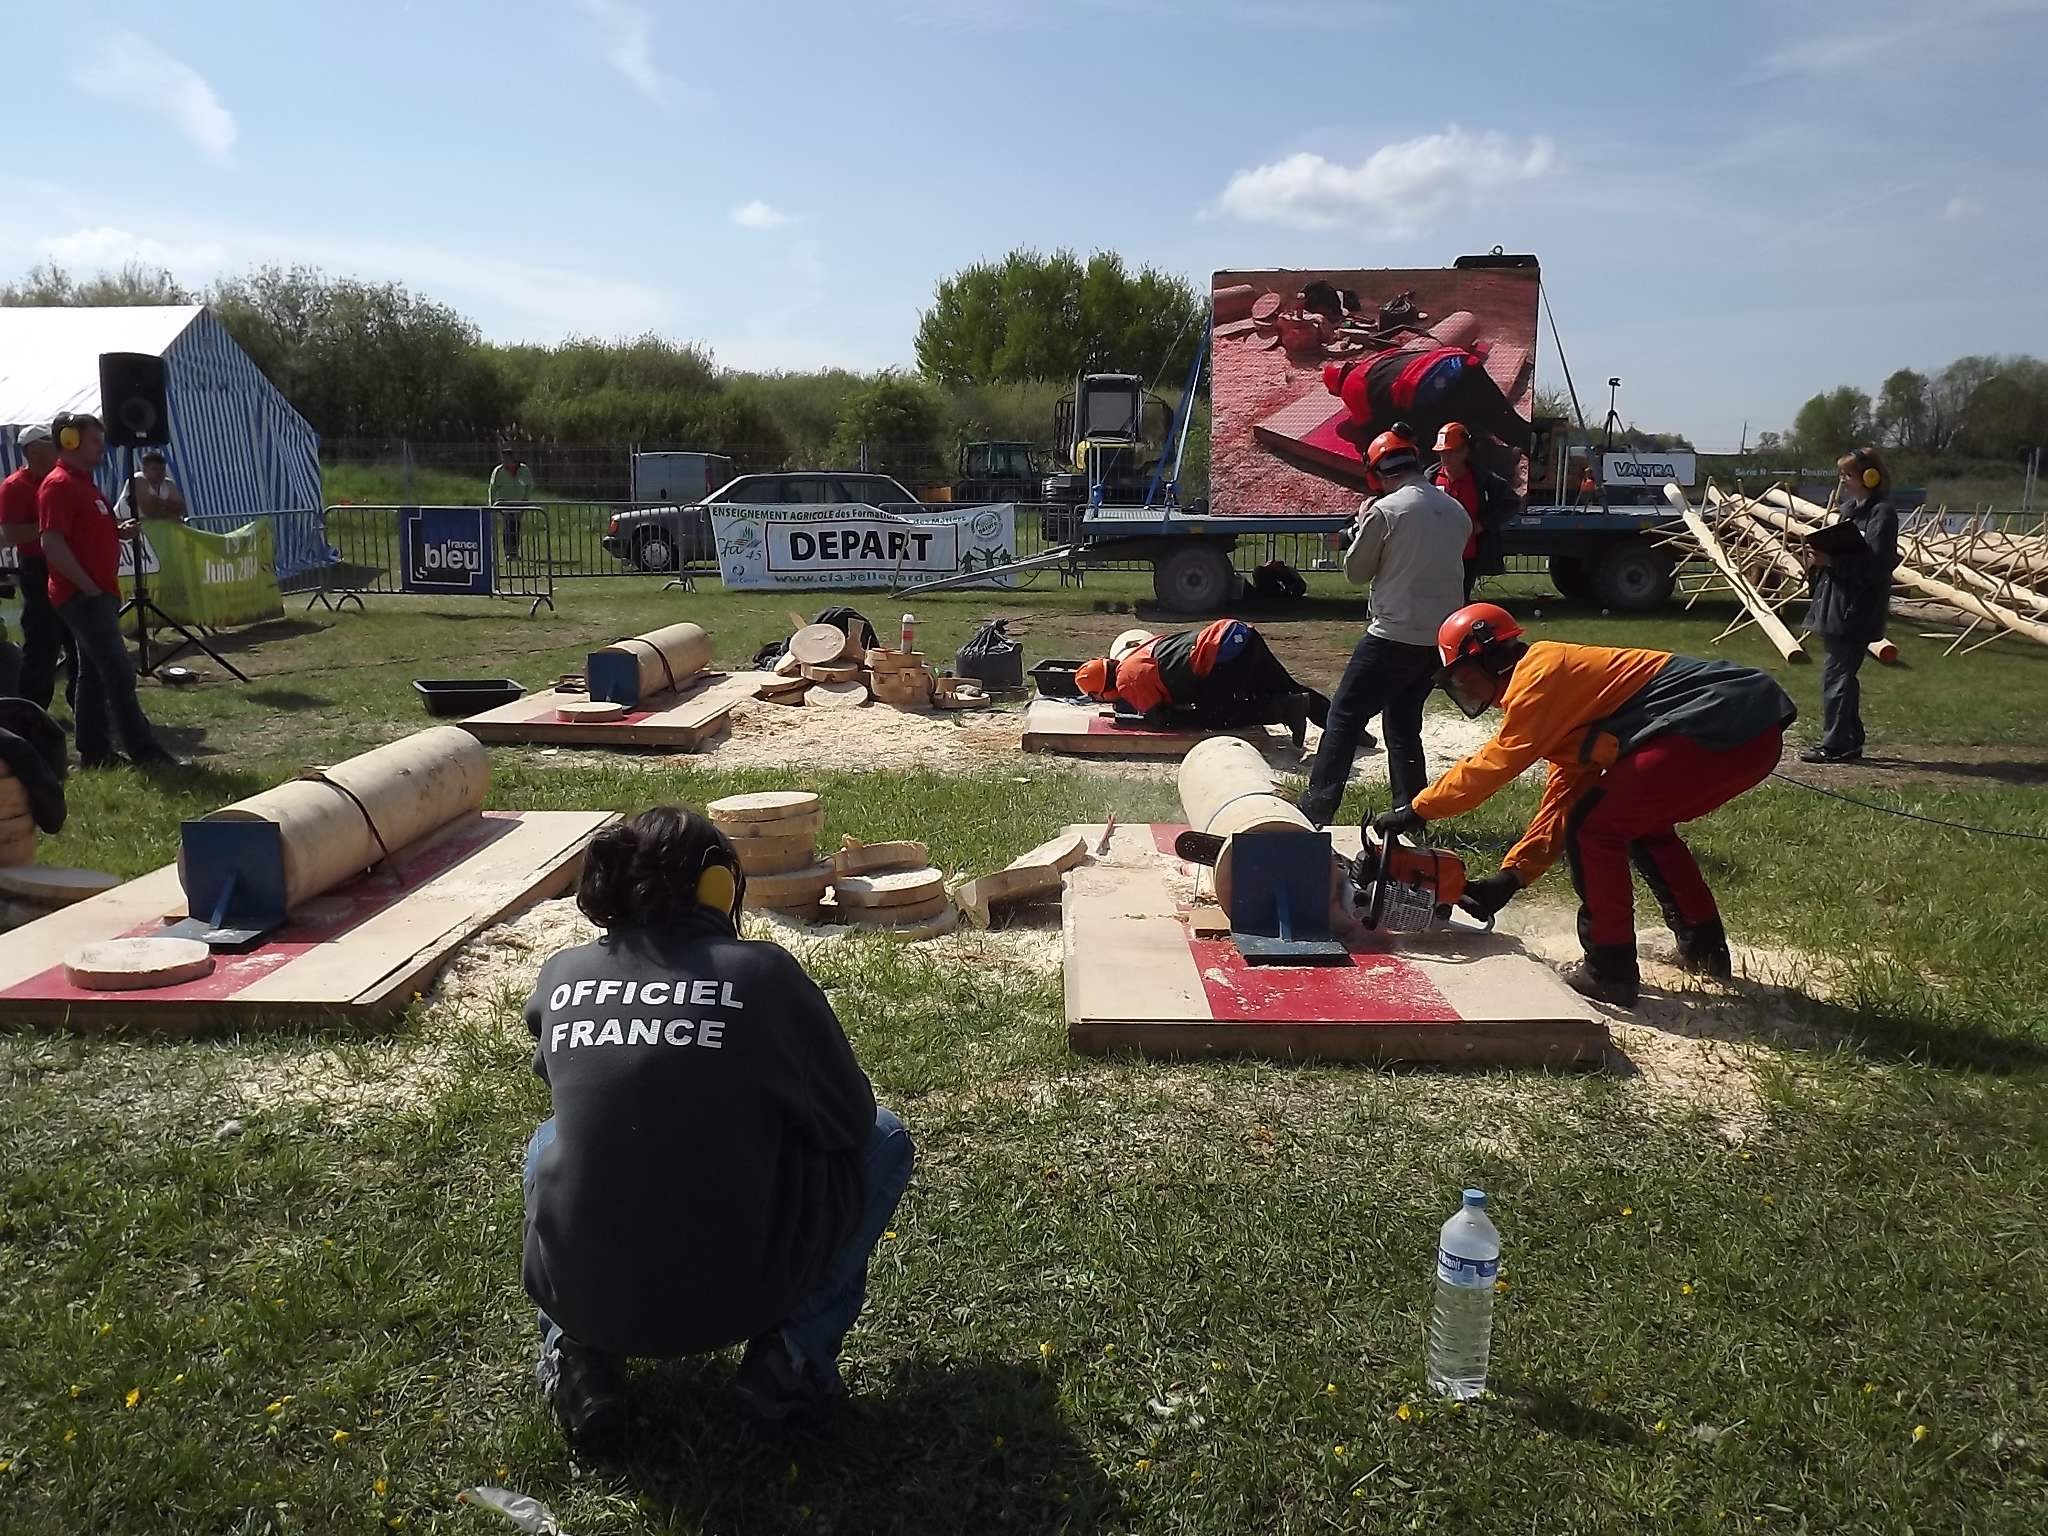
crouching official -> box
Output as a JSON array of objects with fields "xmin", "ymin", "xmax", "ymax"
[
  {"xmin": 1374, "ymin": 603, "xmax": 1795, "ymax": 1008},
  {"xmin": 1074, "ymin": 617, "xmax": 1330, "ymax": 750},
  {"xmin": 521, "ymin": 806, "xmax": 914, "ymax": 1446}
]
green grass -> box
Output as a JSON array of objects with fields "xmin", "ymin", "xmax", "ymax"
[
  {"xmin": 321, "ymin": 463, "xmax": 492, "ymax": 506},
  {"xmin": 3, "ymin": 578, "xmax": 2048, "ymax": 1532}
]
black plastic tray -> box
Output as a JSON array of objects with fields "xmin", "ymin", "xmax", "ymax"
[
  {"xmin": 414, "ymin": 678, "xmax": 525, "ymax": 717},
  {"xmin": 1030, "ymin": 659, "xmax": 1083, "ymax": 698}
]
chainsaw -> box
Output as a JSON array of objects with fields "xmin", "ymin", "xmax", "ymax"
[{"xmin": 1170, "ymin": 826, "xmax": 1473, "ymax": 933}]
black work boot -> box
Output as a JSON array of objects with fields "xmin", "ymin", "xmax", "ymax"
[
  {"xmin": 723, "ymin": 1333, "xmax": 833, "ymax": 1424},
  {"xmin": 539, "ymin": 1335, "xmax": 628, "ymax": 1449},
  {"xmin": 1673, "ymin": 917, "xmax": 1734, "ymax": 980},
  {"xmin": 1275, "ymin": 692, "xmax": 1312, "ymax": 752},
  {"xmin": 1562, "ymin": 944, "xmax": 1641, "ymax": 1007}
]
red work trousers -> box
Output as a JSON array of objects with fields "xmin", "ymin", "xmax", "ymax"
[{"xmin": 1563, "ymin": 726, "xmax": 1783, "ymax": 948}]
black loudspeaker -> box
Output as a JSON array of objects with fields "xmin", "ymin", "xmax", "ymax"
[{"xmin": 98, "ymin": 352, "xmax": 170, "ymax": 448}]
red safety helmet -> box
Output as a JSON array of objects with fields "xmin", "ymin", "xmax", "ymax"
[
  {"xmin": 1366, "ymin": 430, "xmax": 1420, "ymax": 474},
  {"xmin": 1433, "ymin": 421, "xmax": 1470, "ymax": 452},
  {"xmin": 1074, "ymin": 657, "xmax": 1113, "ymax": 698},
  {"xmin": 1437, "ymin": 602, "xmax": 1525, "ymax": 666}
]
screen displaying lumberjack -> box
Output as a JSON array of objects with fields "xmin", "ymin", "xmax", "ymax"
[{"xmin": 1209, "ymin": 264, "xmax": 1541, "ymax": 514}]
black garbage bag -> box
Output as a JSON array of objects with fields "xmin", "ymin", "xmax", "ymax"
[
  {"xmin": 1252, "ymin": 559, "xmax": 1307, "ymax": 601},
  {"xmin": 0, "ymin": 699, "xmax": 69, "ymax": 833},
  {"xmin": 814, "ymin": 606, "xmax": 876, "ymax": 651},
  {"xmin": 956, "ymin": 618, "xmax": 1023, "ymax": 690}
]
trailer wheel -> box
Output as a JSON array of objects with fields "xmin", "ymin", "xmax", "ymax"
[
  {"xmin": 1547, "ymin": 555, "xmax": 1596, "ymax": 603},
  {"xmin": 1593, "ymin": 537, "xmax": 1676, "ymax": 611},
  {"xmin": 1153, "ymin": 543, "xmax": 1236, "ymax": 613}
]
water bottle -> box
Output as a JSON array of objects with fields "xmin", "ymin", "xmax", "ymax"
[
  {"xmin": 1426, "ymin": 1188, "xmax": 1500, "ymax": 1400},
  {"xmin": 900, "ymin": 613, "xmax": 916, "ymax": 653}
]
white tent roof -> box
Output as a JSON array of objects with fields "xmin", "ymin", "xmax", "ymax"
[{"xmin": 0, "ymin": 305, "xmax": 204, "ymax": 426}]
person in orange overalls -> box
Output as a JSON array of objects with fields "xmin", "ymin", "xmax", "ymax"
[
  {"xmin": 1074, "ymin": 618, "xmax": 1328, "ymax": 749},
  {"xmin": 1372, "ymin": 603, "xmax": 1796, "ymax": 1006}
]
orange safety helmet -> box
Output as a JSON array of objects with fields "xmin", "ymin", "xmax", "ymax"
[
  {"xmin": 1365, "ymin": 430, "xmax": 1420, "ymax": 474},
  {"xmin": 1074, "ymin": 657, "xmax": 1113, "ymax": 698},
  {"xmin": 1436, "ymin": 602, "xmax": 1525, "ymax": 667},
  {"xmin": 1433, "ymin": 421, "xmax": 1470, "ymax": 452}
]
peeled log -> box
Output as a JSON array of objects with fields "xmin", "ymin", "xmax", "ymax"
[
  {"xmin": 1177, "ymin": 736, "xmax": 1314, "ymax": 913},
  {"xmin": 194, "ymin": 726, "xmax": 490, "ymax": 909},
  {"xmin": 593, "ymin": 622, "xmax": 712, "ymax": 699}
]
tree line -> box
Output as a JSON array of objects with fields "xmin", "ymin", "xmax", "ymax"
[
  {"xmin": 0, "ymin": 250, "xmax": 1202, "ymax": 487},
  {"xmin": 1771, "ymin": 356, "xmax": 2048, "ymax": 466}
]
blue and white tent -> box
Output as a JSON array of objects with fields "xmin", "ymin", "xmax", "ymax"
[{"xmin": 0, "ymin": 305, "xmax": 331, "ymax": 580}]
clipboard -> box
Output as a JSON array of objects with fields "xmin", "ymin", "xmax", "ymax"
[{"xmin": 1805, "ymin": 520, "xmax": 1866, "ymax": 555}]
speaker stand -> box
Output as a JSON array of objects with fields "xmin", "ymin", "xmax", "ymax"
[{"xmin": 121, "ymin": 553, "xmax": 250, "ymax": 683}]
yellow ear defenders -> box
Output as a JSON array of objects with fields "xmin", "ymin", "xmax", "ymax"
[
  {"xmin": 695, "ymin": 860, "xmax": 740, "ymax": 920},
  {"xmin": 58, "ymin": 424, "xmax": 81, "ymax": 451},
  {"xmin": 1862, "ymin": 466, "xmax": 1882, "ymax": 489}
]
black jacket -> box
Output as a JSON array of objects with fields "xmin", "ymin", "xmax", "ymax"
[
  {"xmin": 1803, "ymin": 496, "xmax": 1899, "ymax": 643},
  {"xmin": 1472, "ymin": 468, "xmax": 1520, "ymax": 576},
  {"xmin": 521, "ymin": 911, "xmax": 876, "ymax": 1358}
]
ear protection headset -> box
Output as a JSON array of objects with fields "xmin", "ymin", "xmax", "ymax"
[
  {"xmin": 693, "ymin": 838, "xmax": 743, "ymax": 921},
  {"xmin": 57, "ymin": 422, "xmax": 81, "ymax": 451},
  {"xmin": 1862, "ymin": 466, "xmax": 1882, "ymax": 489}
]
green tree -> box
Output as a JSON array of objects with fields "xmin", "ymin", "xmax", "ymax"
[
  {"xmin": 915, "ymin": 249, "xmax": 1203, "ymax": 387},
  {"xmin": 1874, "ymin": 368, "xmax": 1930, "ymax": 453},
  {"xmin": 1790, "ymin": 385, "xmax": 1873, "ymax": 460},
  {"xmin": 0, "ymin": 260, "xmax": 194, "ymax": 306},
  {"xmin": 828, "ymin": 372, "xmax": 949, "ymax": 484}
]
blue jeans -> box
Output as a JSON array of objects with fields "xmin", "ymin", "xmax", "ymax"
[
  {"xmin": 1301, "ymin": 632, "xmax": 1442, "ymax": 825},
  {"xmin": 1818, "ymin": 633, "xmax": 1868, "ymax": 755},
  {"xmin": 524, "ymin": 1105, "xmax": 915, "ymax": 1392},
  {"xmin": 56, "ymin": 591, "xmax": 164, "ymax": 763}
]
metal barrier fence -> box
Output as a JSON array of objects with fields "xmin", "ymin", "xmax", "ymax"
[{"xmin": 305, "ymin": 505, "xmax": 557, "ymax": 614}]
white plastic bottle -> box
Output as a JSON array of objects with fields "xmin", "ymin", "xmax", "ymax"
[
  {"xmin": 901, "ymin": 613, "xmax": 916, "ymax": 653},
  {"xmin": 1426, "ymin": 1188, "xmax": 1501, "ymax": 1400}
]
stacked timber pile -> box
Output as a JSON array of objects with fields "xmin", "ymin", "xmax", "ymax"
[
  {"xmin": 710, "ymin": 792, "xmax": 834, "ymax": 919},
  {"xmin": 756, "ymin": 622, "xmax": 990, "ymax": 712}
]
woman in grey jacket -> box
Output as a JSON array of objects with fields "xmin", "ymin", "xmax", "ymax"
[{"xmin": 1801, "ymin": 446, "xmax": 1900, "ymax": 763}]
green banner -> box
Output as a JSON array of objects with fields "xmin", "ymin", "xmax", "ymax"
[{"xmin": 143, "ymin": 520, "xmax": 284, "ymax": 628}]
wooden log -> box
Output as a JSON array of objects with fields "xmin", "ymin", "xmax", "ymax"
[
  {"xmin": 555, "ymin": 700, "xmax": 627, "ymax": 723},
  {"xmin": 64, "ymin": 936, "xmax": 216, "ymax": 991},
  {"xmin": 1177, "ymin": 736, "xmax": 1314, "ymax": 913},
  {"xmin": 791, "ymin": 624, "xmax": 857, "ymax": 666},
  {"xmin": 1665, "ymin": 485, "xmax": 1808, "ymax": 663},
  {"xmin": 833, "ymin": 867, "xmax": 945, "ymax": 909},
  {"xmin": 807, "ymin": 681, "xmax": 869, "ymax": 708},
  {"xmin": 802, "ymin": 662, "xmax": 862, "ymax": 684},
  {"xmin": 593, "ymin": 622, "xmax": 712, "ymax": 700},
  {"xmin": 194, "ymin": 726, "xmax": 490, "ymax": 910},
  {"xmin": 741, "ymin": 860, "xmax": 834, "ymax": 910},
  {"xmin": 709, "ymin": 791, "xmax": 820, "ymax": 826},
  {"xmin": 732, "ymin": 829, "xmax": 819, "ymax": 877},
  {"xmin": 954, "ymin": 830, "xmax": 1091, "ymax": 925},
  {"xmin": 834, "ymin": 838, "xmax": 929, "ymax": 876},
  {"xmin": 838, "ymin": 890, "xmax": 951, "ymax": 926},
  {"xmin": 865, "ymin": 649, "xmax": 927, "ymax": 673}
]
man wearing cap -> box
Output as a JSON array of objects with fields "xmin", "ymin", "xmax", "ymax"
[
  {"xmin": 1073, "ymin": 618, "xmax": 1328, "ymax": 750},
  {"xmin": 37, "ymin": 413, "xmax": 179, "ymax": 770},
  {"xmin": 1299, "ymin": 430, "xmax": 1471, "ymax": 827},
  {"xmin": 491, "ymin": 444, "xmax": 535, "ymax": 561},
  {"xmin": 0, "ymin": 425, "xmax": 76, "ymax": 709},
  {"xmin": 1430, "ymin": 422, "xmax": 1520, "ymax": 600}
]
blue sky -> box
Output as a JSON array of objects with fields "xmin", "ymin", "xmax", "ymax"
[{"xmin": 2, "ymin": 0, "xmax": 2043, "ymax": 449}]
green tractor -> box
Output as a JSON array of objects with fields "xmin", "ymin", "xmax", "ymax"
[{"xmin": 952, "ymin": 440, "xmax": 1041, "ymax": 504}]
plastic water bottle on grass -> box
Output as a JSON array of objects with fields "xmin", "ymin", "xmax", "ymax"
[{"xmin": 1426, "ymin": 1188, "xmax": 1500, "ymax": 1399}]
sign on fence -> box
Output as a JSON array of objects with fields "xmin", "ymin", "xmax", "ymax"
[
  {"xmin": 146, "ymin": 520, "xmax": 284, "ymax": 627},
  {"xmin": 709, "ymin": 503, "xmax": 1016, "ymax": 590},
  {"xmin": 400, "ymin": 506, "xmax": 493, "ymax": 595}
]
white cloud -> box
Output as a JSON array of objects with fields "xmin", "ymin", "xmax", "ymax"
[
  {"xmin": 1944, "ymin": 195, "xmax": 1984, "ymax": 221},
  {"xmin": 74, "ymin": 33, "xmax": 236, "ymax": 160},
  {"xmin": 1213, "ymin": 128, "xmax": 1555, "ymax": 235},
  {"xmin": 38, "ymin": 227, "xmax": 229, "ymax": 273},
  {"xmin": 732, "ymin": 200, "xmax": 792, "ymax": 230},
  {"xmin": 579, "ymin": 0, "xmax": 661, "ymax": 98},
  {"xmin": 1759, "ymin": 0, "xmax": 2048, "ymax": 77}
]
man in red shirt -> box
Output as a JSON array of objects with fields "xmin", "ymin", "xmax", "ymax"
[
  {"xmin": 38, "ymin": 413, "xmax": 177, "ymax": 769},
  {"xmin": 1431, "ymin": 422, "xmax": 1520, "ymax": 600},
  {"xmin": 1, "ymin": 424, "xmax": 78, "ymax": 709}
]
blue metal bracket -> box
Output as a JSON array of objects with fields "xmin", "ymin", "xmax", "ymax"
[
  {"xmin": 585, "ymin": 650, "xmax": 643, "ymax": 707},
  {"xmin": 164, "ymin": 818, "xmax": 290, "ymax": 950},
  {"xmin": 1227, "ymin": 829, "xmax": 1350, "ymax": 965}
]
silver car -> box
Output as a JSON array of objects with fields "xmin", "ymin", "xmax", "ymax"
[{"xmin": 602, "ymin": 471, "xmax": 924, "ymax": 572}]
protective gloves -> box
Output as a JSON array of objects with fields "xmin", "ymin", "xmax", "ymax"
[
  {"xmin": 1458, "ymin": 868, "xmax": 1522, "ymax": 920},
  {"xmin": 1370, "ymin": 805, "xmax": 1427, "ymax": 840}
]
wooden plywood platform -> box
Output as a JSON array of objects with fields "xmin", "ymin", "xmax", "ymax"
[
  {"xmin": 1063, "ymin": 823, "xmax": 1607, "ymax": 1068},
  {"xmin": 460, "ymin": 671, "xmax": 772, "ymax": 750},
  {"xmin": 1022, "ymin": 698, "xmax": 1281, "ymax": 756},
  {"xmin": 0, "ymin": 809, "xmax": 614, "ymax": 1031}
]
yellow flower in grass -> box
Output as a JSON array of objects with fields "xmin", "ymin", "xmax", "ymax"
[
  {"xmin": 1323, "ymin": 1382, "xmax": 1337, "ymax": 1395},
  {"xmin": 124, "ymin": 1388, "xmax": 139, "ymax": 1409},
  {"xmin": 374, "ymin": 1478, "xmax": 387, "ymax": 1497},
  {"xmin": 1681, "ymin": 1283, "xmax": 1695, "ymax": 1296},
  {"xmin": 1039, "ymin": 1341, "xmax": 1055, "ymax": 1358},
  {"xmin": 1913, "ymin": 1424, "xmax": 1929, "ymax": 1443},
  {"xmin": 1134, "ymin": 1458, "xmax": 1151, "ymax": 1472},
  {"xmin": 266, "ymin": 1401, "xmax": 283, "ymax": 1414},
  {"xmin": 1620, "ymin": 1206, "xmax": 1634, "ymax": 1218},
  {"xmin": 62, "ymin": 1430, "xmax": 76, "ymax": 1444},
  {"xmin": 332, "ymin": 1430, "xmax": 350, "ymax": 1444},
  {"xmin": 1395, "ymin": 1403, "xmax": 1413, "ymax": 1423}
]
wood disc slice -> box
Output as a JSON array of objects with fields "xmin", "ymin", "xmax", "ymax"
[
  {"xmin": 0, "ymin": 867, "xmax": 119, "ymax": 906},
  {"xmin": 64, "ymin": 936, "xmax": 216, "ymax": 992},
  {"xmin": 833, "ymin": 866, "xmax": 945, "ymax": 909},
  {"xmin": 733, "ymin": 830, "xmax": 820, "ymax": 876},
  {"xmin": 842, "ymin": 890, "xmax": 950, "ymax": 926},
  {"xmin": 790, "ymin": 623, "xmax": 856, "ymax": 667},
  {"xmin": 709, "ymin": 791, "xmax": 821, "ymax": 825},
  {"xmin": 888, "ymin": 904, "xmax": 959, "ymax": 942},
  {"xmin": 806, "ymin": 681, "xmax": 869, "ymax": 708},
  {"xmin": 557, "ymin": 700, "xmax": 628, "ymax": 723},
  {"xmin": 801, "ymin": 662, "xmax": 861, "ymax": 683},
  {"xmin": 834, "ymin": 838, "xmax": 929, "ymax": 876},
  {"xmin": 740, "ymin": 859, "xmax": 834, "ymax": 910},
  {"xmin": 865, "ymin": 648, "xmax": 927, "ymax": 673}
]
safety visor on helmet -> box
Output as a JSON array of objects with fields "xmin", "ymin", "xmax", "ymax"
[{"xmin": 1439, "ymin": 658, "xmax": 1504, "ymax": 719}]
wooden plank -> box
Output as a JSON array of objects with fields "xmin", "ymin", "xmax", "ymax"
[
  {"xmin": 1068, "ymin": 1018, "xmax": 1607, "ymax": 1067},
  {"xmin": 1022, "ymin": 698, "xmax": 1276, "ymax": 756},
  {"xmin": 1667, "ymin": 486, "xmax": 1807, "ymax": 663},
  {"xmin": 0, "ymin": 811, "xmax": 614, "ymax": 1030},
  {"xmin": 458, "ymin": 671, "xmax": 772, "ymax": 749},
  {"xmin": 1062, "ymin": 864, "xmax": 1210, "ymax": 1024}
]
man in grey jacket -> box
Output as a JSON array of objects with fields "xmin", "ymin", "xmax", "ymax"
[{"xmin": 1300, "ymin": 430, "xmax": 1472, "ymax": 826}]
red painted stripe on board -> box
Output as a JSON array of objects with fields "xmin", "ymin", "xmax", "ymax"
[{"xmin": 1, "ymin": 812, "xmax": 525, "ymax": 1005}]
